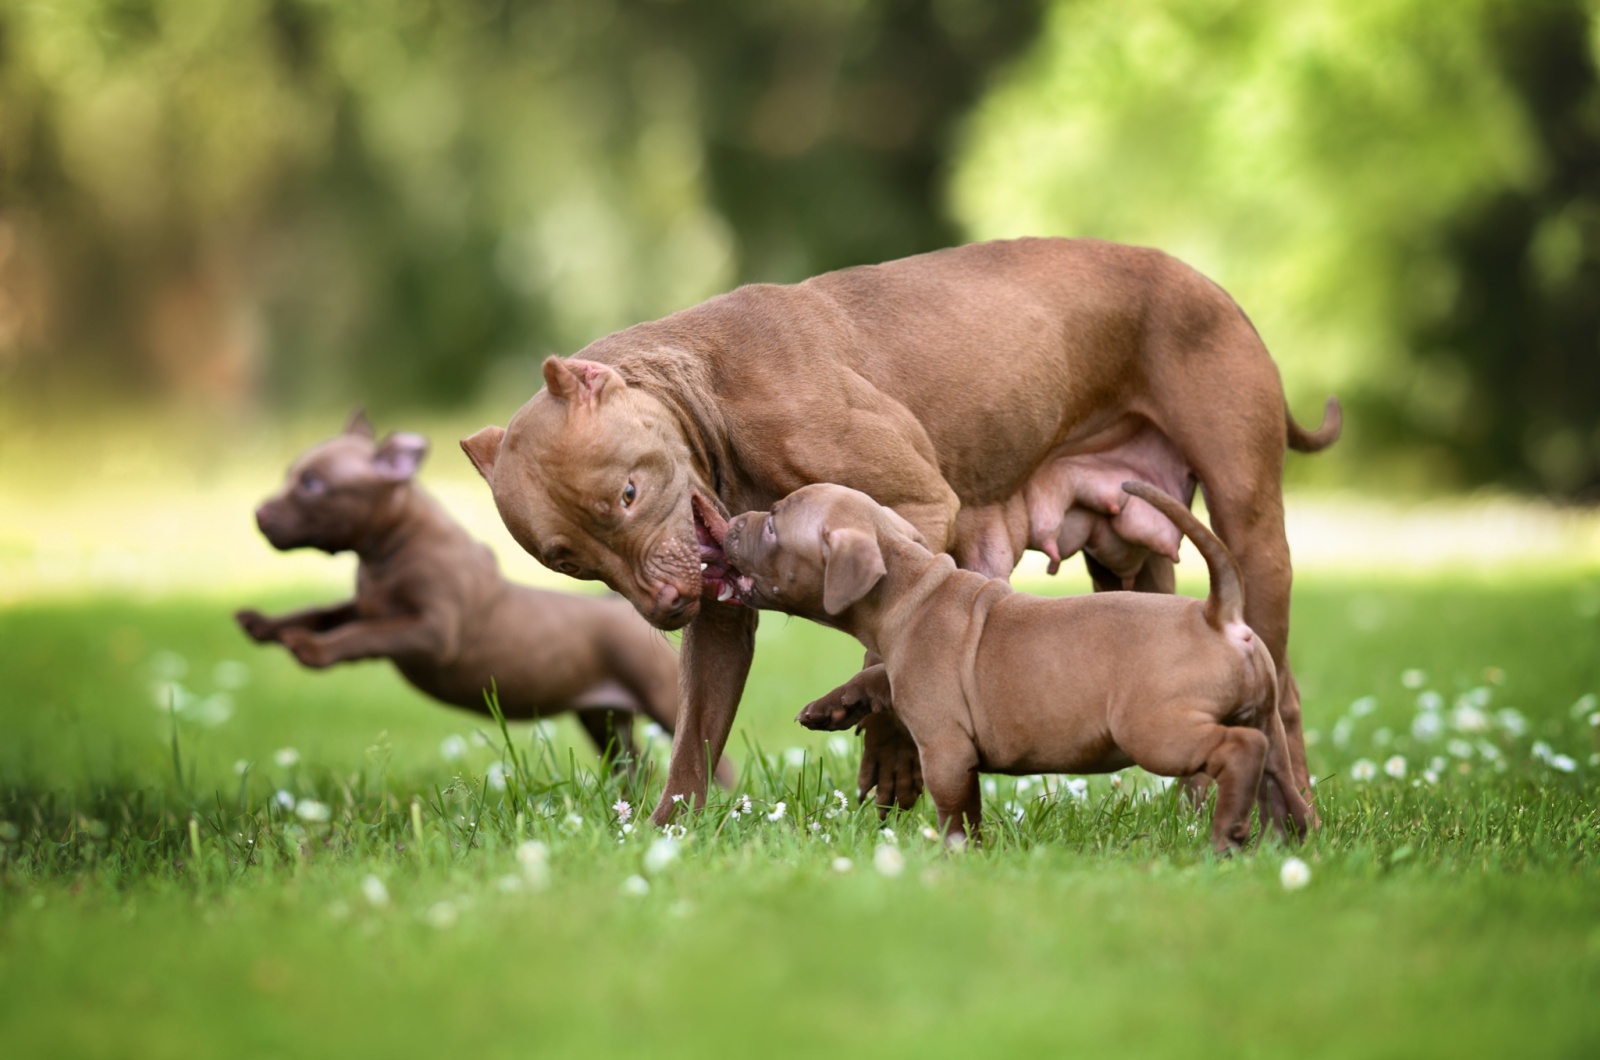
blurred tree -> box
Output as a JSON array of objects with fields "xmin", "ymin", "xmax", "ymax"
[
  {"xmin": 952, "ymin": 0, "xmax": 1600, "ymax": 497},
  {"xmin": 0, "ymin": 0, "xmax": 1038, "ymax": 414}
]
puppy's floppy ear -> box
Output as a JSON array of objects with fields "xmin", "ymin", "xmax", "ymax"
[
  {"xmin": 881, "ymin": 507, "xmax": 928, "ymax": 548},
  {"xmin": 822, "ymin": 527, "xmax": 887, "ymax": 615},
  {"xmin": 542, "ymin": 357, "xmax": 624, "ymax": 406},
  {"xmin": 460, "ymin": 426, "xmax": 505, "ymax": 482},
  {"xmin": 373, "ymin": 432, "xmax": 428, "ymax": 481},
  {"xmin": 344, "ymin": 407, "xmax": 375, "ymax": 439}
]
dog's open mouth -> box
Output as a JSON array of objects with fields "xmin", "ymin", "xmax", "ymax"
[{"xmin": 692, "ymin": 494, "xmax": 755, "ymax": 605}]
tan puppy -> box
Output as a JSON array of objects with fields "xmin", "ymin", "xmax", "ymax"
[
  {"xmin": 236, "ymin": 412, "xmax": 713, "ymax": 772},
  {"xmin": 717, "ymin": 481, "xmax": 1311, "ymax": 851},
  {"xmin": 460, "ymin": 237, "xmax": 1339, "ymax": 825}
]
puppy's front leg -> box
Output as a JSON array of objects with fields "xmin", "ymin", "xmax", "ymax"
[
  {"xmin": 796, "ymin": 663, "xmax": 890, "ymax": 730},
  {"xmin": 235, "ymin": 601, "xmax": 359, "ymax": 643},
  {"xmin": 278, "ymin": 616, "xmax": 448, "ymax": 670},
  {"xmin": 918, "ymin": 733, "xmax": 982, "ymax": 847}
]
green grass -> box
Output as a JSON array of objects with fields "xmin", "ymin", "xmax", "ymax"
[{"xmin": 3, "ymin": 572, "xmax": 1599, "ymax": 1058}]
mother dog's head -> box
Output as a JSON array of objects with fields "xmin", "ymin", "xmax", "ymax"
[{"xmin": 461, "ymin": 356, "xmax": 737, "ymax": 630}]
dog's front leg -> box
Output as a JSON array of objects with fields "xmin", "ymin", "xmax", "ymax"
[
  {"xmin": 652, "ymin": 604, "xmax": 757, "ymax": 825},
  {"xmin": 277, "ymin": 616, "xmax": 448, "ymax": 669},
  {"xmin": 235, "ymin": 601, "xmax": 359, "ymax": 643}
]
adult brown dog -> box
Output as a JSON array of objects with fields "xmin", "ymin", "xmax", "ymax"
[
  {"xmin": 719, "ymin": 481, "xmax": 1311, "ymax": 851},
  {"xmin": 237, "ymin": 412, "xmax": 701, "ymax": 769},
  {"xmin": 461, "ymin": 237, "xmax": 1339, "ymax": 825}
]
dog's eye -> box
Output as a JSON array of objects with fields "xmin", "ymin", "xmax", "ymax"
[
  {"xmin": 556, "ymin": 561, "xmax": 581, "ymax": 576},
  {"xmin": 763, "ymin": 515, "xmax": 776, "ymax": 541},
  {"xmin": 299, "ymin": 472, "xmax": 326, "ymax": 496},
  {"xmin": 620, "ymin": 481, "xmax": 637, "ymax": 509}
]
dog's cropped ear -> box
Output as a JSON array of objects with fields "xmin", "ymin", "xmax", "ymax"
[
  {"xmin": 822, "ymin": 527, "xmax": 887, "ymax": 615},
  {"xmin": 880, "ymin": 507, "xmax": 928, "ymax": 548},
  {"xmin": 373, "ymin": 432, "xmax": 428, "ymax": 482},
  {"xmin": 542, "ymin": 357, "xmax": 624, "ymax": 406},
  {"xmin": 460, "ymin": 426, "xmax": 505, "ymax": 482}
]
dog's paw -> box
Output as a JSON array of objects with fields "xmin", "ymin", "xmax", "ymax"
[
  {"xmin": 795, "ymin": 689, "xmax": 873, "ymax": 731},
  {"xmin": 857, "ymin": 712, "xmax": 923, "ymax": 814},
  {"xmin": 798, "ymin": 666, "xmax": 891, "ymax": 731},
  {"xmin": 278, "ymin": 628, "xmax": 334, "ymax": 669},
  {"xmin": 235, "ymin": 609, "xmax": 278, "ymax": 643}
]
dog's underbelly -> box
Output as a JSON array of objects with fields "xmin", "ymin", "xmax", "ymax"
[{"xmin": 952, "ymin": 418, "xmax": 1195, "ymax": 583}]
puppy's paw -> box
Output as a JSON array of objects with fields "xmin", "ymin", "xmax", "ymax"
[
  {"xmin": 797, "ymin": 666, "xmax": 891, "ymax": 731},
  {"xmin": 279, "ymin": 628, "xmax": 334, "ymax": 669},
  {"xmin": 235, "ymin": 609, "xmax": 278, "ymax": 643},
  {"xmin": 857, "ymin": 711, "xmax": 923, "ymax": 814},
  {"xmin": 795, "ymin": 688, "xmax": 872, "ymax": 731}
]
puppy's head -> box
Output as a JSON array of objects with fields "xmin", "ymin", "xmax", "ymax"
[
  {"xmin": 721, "ymin": 484, "xmax": 926, "ymax": 620},
  {"xmin": 254, "ymin": 410, "xmax": 429, "ymax": 554}
]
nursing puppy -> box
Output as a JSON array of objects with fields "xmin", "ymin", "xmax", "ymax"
[
  {"xmin": 236, "ymin": 412, "xmax": 712, "ymax": 773},
  {"xmin": 717, "ymin": 481, "xmax": 1310, "ymax": 850}
]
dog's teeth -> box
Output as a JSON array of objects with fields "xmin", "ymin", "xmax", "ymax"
[
  {"xmin": 700, "ymin": 562, "xmax": 709, "ymax": 572},
  {"xmin": 717, "ymin": 584, "xmax": 734, "ymax": 602}
]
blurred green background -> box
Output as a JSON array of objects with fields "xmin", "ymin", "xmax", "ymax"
[{"xmin": 4, "ymin": 0, "xmax": 1599, "ymax": 496}]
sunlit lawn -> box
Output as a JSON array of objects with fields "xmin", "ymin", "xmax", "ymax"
[{"xmin": 1, "ymin": 419, "xmax": 1598, "ymax": 1057}]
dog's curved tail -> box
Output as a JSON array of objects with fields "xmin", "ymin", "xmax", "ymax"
[
  {"xmin": 1287, "ymin": 396, "xmax": 1342, "ymax": 453},
  {"xmin": 1121, "ymin": 481, "xmax": 1244, "ymax": 632}
]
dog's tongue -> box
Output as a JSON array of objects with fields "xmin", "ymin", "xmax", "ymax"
[
  {"xmin": 691, "ymin": 494, "xmax": 752, "ymax": 604},
  {"xmin": 692, "ymin": 493, "xmax": 729, "ymax": 553}
]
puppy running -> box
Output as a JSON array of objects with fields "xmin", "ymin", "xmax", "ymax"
[
  {"xmin": 237, "ymin": 412, "xmax": 718, "ymax": 774},
  {"xmin": 714, "ymin": 481, "xmax": 1309, "ymax": 850}
]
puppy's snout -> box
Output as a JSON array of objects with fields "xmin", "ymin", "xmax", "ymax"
[{"xmin": 255, "ymin": 501, "xmax": 293, "ymax": 550}]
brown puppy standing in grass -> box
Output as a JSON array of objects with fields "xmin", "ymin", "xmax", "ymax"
[
  {"xmin": 715, "ymin": 481, "xmax": 1311, "ymax": 851},
  {"xmin": 236, "ymin": 412, "xmax": 716, "ymax": 774}
]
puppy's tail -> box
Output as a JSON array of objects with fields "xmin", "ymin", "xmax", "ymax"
[
  {"xmin": 1120, "ymin": 481, "xmax": 1244, "ymax": 632},
  {"xmin": 1286, "ymin": 396, "xmax": 1342, "ymax": 453}
]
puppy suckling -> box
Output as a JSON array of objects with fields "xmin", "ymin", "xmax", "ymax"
[{"xmin": 714, "ymin": 481, "xmax": 1309, "ymax": 851}]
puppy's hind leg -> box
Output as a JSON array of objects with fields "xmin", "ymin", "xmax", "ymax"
[
  {"xmin": 1258, "ymin": 706, "xmax": 1311, "ymax": 842},
  {"xmin": 1203, "ymin": 726, "xmax": 1269, "ymax": 854},
  {"xmin": 577, "ymin": 708, "xmax": 640, "ymax": 775}
]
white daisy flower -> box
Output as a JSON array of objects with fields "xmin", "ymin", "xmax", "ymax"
[
  {"xmin": 1349, "ymin": 759, "xmax": 1377, "ymax": 782},
  {"xmin": 1400, "ymin": 669, "xmax": 1426, "ymax": 690},
  {"xmin": 921, "ymin": 826, "xmax": 939, "ymax": 841},
  {"xmin": 873, "ymin": 845, "xmax": 905, "ymax": 877},
  {"xmin": 360, "ymin": 875, "xmax": 389, "ymax": 907},
  {"xmin": 1416, "ymin": 690, "xmax": 1445, "ymax": 712},
  {"xmin": 1349, "ymin": 695, "xmax": 1378, "ymax": 717},
  {"xmin": 879, "ymin": 827, "xmax": 897, "ymax": 844},
  {"xmin": 273, "ymin": 747, "xmax": 300, "ymax": 769},
  {"xmin": 1279, "ymin": 857, "xmax": 1311, "ymax": 890},
  {"xmin": 620, "ymin": 874, "xmax": 650, "ymax": 897},
  {"xmin": 831, "ymin": 856, "xmax": 854, "ymax": 873},
  {"xmin": 439, "ymin": 735, "xmax": 468, "ymax": 761},
  {"xmin": 766, "ymin": 801, "xmax": 786, "ymax": 822},
  {"xmin": 1383, "ymin": 755, "xmax": 1407, "ymax": 779},
  {"xmin": 273, "ymin": 790, "xmax": 296, "ymax": 811},
  {"xmin": 1411, "ymin": 712, "xmax": 1443, "ymax": 741},
  {"xmin": 295, "ymin": 799, "xmax": 331, "ymax": 823},
  {"xmin": 612, "ymin": 799, "xmax": 633, "ymax": 824},
  {"xmin": 728, "ymin": 793, "xmax": 752, "ymax": 819},
  {"xmin": 425, "ymin": 901, "xmax": 458, "ymax": 929},
  {"xmin": 1549, "ymin": 754, "xmax": 1578, "ymax": 774},
  {"xmin": 1065, "ymin": 778, "xmax": 1089, "ymax": 800},
  {"xmin": 561, "ymin": 813, "xmax": 584, "ymax": 834},
  {"xmin": 643, "ymin": 836, "xmax": 679, "ymax": 875},
  {"xmin": 486, "ymin": 762, "xmax": 508, "ymax": 792}
]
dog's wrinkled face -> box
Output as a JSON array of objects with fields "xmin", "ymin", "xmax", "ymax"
[
  {"xmin": 462, "ymin": 357, "xmax": 718, "ymax": 630},
  {"xmin": 722, "ymin": 483, "xmax": 906, "ymax": 621},
  {"xmin": 255, "ymin": 411, "xmax": 428, "ymax": 554}
]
